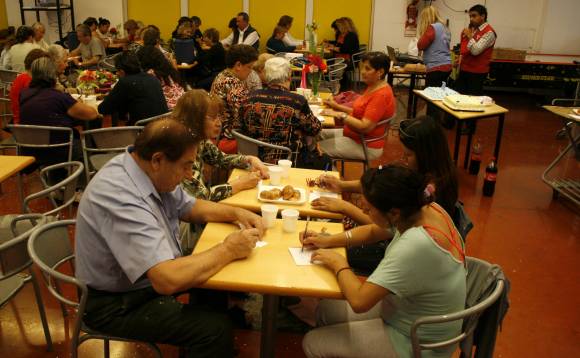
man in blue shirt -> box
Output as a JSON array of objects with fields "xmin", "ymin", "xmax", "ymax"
[{"xmin": 75, "ymin": 118, "xmax": 263, "ymax": 357}]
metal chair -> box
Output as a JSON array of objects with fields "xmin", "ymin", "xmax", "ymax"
[
  {"xmin": 0, "ymin": 214, "xmax": 52, "ymax": 351},
  {"xmin": 28, "ymin": 220, "xmax": 163, "ymax": 358},
  {"xmin": 321, "ymin": 62, "xmax": 348, "ymax": 95},
  {"xmin": 134, "ymin": 111, "xmax": 172, "ymax": 126},
  {"xmin": 0, "ymin": 69, "xmax": 19, "ymax": 96},
  {"xmin": 232, "ymin": 129, "xmax": 292, "ymax": 164},
  {"xmin": 410, "ymin": 257, "xmax": 506, "ymax": 358},
  {"xmin": 350, "ymin": 50, "xmax": 367, "ymax": 90},
  {"xmin": 81, "ymin": 126, "xmax": 142, "ymax": 183}
]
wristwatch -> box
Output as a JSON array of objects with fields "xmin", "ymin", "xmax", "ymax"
[{"xmin": 339, "ymin": 112, "xmax": 348, "ymax": 120}]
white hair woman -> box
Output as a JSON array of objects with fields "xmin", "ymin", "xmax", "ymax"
[
  {"xmin": 32, "ymin": 22, "xmax": 49, "ymax": 50},
  {"xmin": 240, "ymin": 57, "xmax": 322, "ymax": 164}
]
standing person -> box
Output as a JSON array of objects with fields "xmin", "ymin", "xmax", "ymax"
[
  {"xmin": 417, "ymin": 6, "xmax": 452, "ymax": 119},
  {"xmin": 301, "ymin": 165, "xmax": 466, "ymax": 358},
  {"xmin": 69, "ymin": 24, "xmax": 105, "ymax": 69},
  {"xmin": 6, "ymin": 26, "xmax": 40, "ymax": 72},
  {"xmin": 221, "ymin": 12, "xmax": 260, "ymax": 50},
  {"xmin": 75, "ymin": 118, "xmax": 264, "ymax": 358},
  {"xmin": 98, "ymin": 51, "xmax": 168, "ymax": 125},
  {"xmin": 277, "ymin": 15, "xmax": 303, "ymax": 47},
  {"xmin": 31, "ymin": 22, "xmax": 49, "ymax": 50},
  {"xmin": 210, "ymin": 44, "xmax": 258, "ymax": 154}
]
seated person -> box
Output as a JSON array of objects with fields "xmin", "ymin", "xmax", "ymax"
[
  {"xmin": 197, "ymin": 28, "xmax": 226, "ymax": 90},
  {"xmin": 277, "ymin": 15, "xmax": 303, "ymax": 47},
  {"xmin": 75, "ymin": 118, "xmax": 264, "ymax": 358},
  {"xmin": 138, "ymin": 45, "xmax": 186, "ymax": 109},
  {"xmin": 10, "ymin": 49, "xmax": 50, "ymax": 124},
  {"xmin": 301, "ymin": 165, "xmax": 466, "ymax": 358},
  {"xmin": 47, "ymin": 44, "xmax": 71, "ymax": 89},
  {"xmin": 69, "ymin": 24, "xmax": 105, "ymax": 69},
  {"xmin": 245, "ymin": 53, "xmax": 274, "ymax": 91},
  {"xmin": 6, "ymin": 26, "xmax": 40, "ymax": 72},
  {"xmin": 209, "ymin": 44, "xmax": 258, "ymax": 154},
  {"xmin": 175, "ymin": 90, "xmax": 268, "ymax": 201},
  {"xmin": 319, "ymin": 52, "xmax": 395, "ymax": 161},
  {"xmin": 19, "ymin": 57, "xmax": 98, "ymax": 166},
  {"xmin": 241, "ymin": 57, "xmax": 321, "ymax": 163},
  {"xmin": 98, "ymin": 51, "xmax": 169, "ymax": 125},
  {"xmin": 95, "ymin": 17, "xmax": 113, "ymax": 49},
  {"xmin": 327, "ymin": 17, "xmax": 359, "ymax": 63},
  {"xmin": 32, "ymin": 22, "xmax": 49, "ymax": 50},
  {"xmin": 266, "ymin": 26, "xmax": 296, "ymax": 54}
]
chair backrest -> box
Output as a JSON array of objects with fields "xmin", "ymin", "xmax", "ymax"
[
  {"xmin": 98, "ymin": 53, "xmax": 120, "ymax": 72},
  {"xmin": 359, "ymin": 115, "xmax": 395, "ymax": 165},
  {"xmin": 0, "ymin": 69, "xmax": 19, "ymax": 87},
  {"xmin": 232, "ymin": 129, "xmax": 292, "ymax": 163},
  {"xmin": 134, "ymin": 112, "xmax": 172, "ymax": 126},
  {"xmin": 410, "ymin": 257, "xmax": 505, "ymax": 358},
  {"xmin": 326, "ymin": 57, "xmax": 346, "ymax": 66},
  {"xmin": 8, "ymin": 124, "xmax": 74, "ymax": 161},
  {"xmin": 173, "ymin": 38, "xmax": 196, "ymax": 64},
  {"xmin": 26, "ymin": 161, "xmax": 84, "ymax": 217},
  {"xmin": 0, "ymin": 214, "xmax": 46, "ymax": 281},
  {"xmin": 351, "ymin": 50, "xmax": 367, "ymax": 67}
]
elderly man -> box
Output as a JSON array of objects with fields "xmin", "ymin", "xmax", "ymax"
[
  {"xmin": 241, "ymin": 57, "xmax": 321, "ymax": 163},
  {"xmin": 221, "ymin": 12, "xmax": 260, "ymax": 50},
  {"xmin": 75, "ymin": 119, "xmax": 263, "ymax": 357},
  {"xmin": 69, "ymin": 24, "xmax": 104, "ymax": 69}
]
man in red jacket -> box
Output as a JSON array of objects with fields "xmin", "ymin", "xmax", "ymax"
[{"xmin": 456, "ymin": 4, "xmax": 496, "ymax": 96}]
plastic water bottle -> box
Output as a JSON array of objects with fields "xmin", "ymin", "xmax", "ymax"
[
  {"xmin": 483, "ymin": 157, "xmax": 498, "ymax": 197},
  {"xmin": 469, "ymin": 139, "xmax": 483, "ymax": 175}
]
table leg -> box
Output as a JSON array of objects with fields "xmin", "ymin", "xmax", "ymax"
[
  {"xmin": 407, "ymin": 74, "xmax": 416, "ymax": 119},
  {"xmin": 453, "ymin": 121, "xmax": 462, "ymax": 164},
  {"xmin": 494, "ymin": 114, "xmax": 506, "ymax": 163},
  {"xmin": 464, "ymin": 121, "xmax": 474, "ymax": 169},
  {"xmin": 412, "ymin": 88, "xmax": 420, "ymax": 119},
  {"xmin": 260, "ymin": 294, "xmax": 279, "ymax": 358},
  {"xmin": 16, "ymin": 172, "xmax": 24, "ymax": 211}
]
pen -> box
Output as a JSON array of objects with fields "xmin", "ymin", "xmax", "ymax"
[{"xmin": 302, "ymin": 216, "xmax": 310, "ymax": 252}]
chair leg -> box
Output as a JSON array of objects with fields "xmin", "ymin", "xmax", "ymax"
[
  {"xmin": 104, "ymin": 339, "xmax": 110, "ymax": 358},
  {"xmin": 30, "ymin": 269, "xmax": 53, "ymax": 351}
]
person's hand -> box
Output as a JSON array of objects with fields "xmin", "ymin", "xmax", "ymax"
[
  {"xmin": 234, "ymin": 208, "xmax": 265, "ymax": 237},
  {"xmin": 317, "ymin": 174, "xmax": 342, "ymax": 193},
  {"xmin": 311, "ymin": 249, "xmax": 348, "ymax": 271},
  {"xmin": 72, "ymin": 57, "xmax": 81, "ymax": 67},
  {"xmin": 322, "ymin": 97, "xmax": 338, "ymax": 109},
  {"xmin": 247, "ymin": 156, "xmax": 269, "ymax": 179},
  {"xmin": 299, "ymin": 230, "xmax": 331, "ymax": 250},
  {"xmin": 462, "ymin": 28, "xmax": 473, "ymax": 39},
  {"xmin": 321, "ymin": 109, "xmax": 340, "ymax": 117},
  {"xmin": 229, "ymin": 171, "xmax": 261, "ymax": 191},
  {"xmin": 311, "ymin": 197, "xmax": 346, "ymax": 213},
  {"xmin": 223, "ymin": 228, "xmax": 260, "ymax": 259}
]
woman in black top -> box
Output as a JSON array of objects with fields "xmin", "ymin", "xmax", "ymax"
[
  {"xmin": 330, "ymin": 17, "xmax": 359, "ymax": 62},
  {"xmin": 266, "ymin": 26, "xmax": 296, "ymax": 54},
  {"xmin": 197, "ymin": 28, "xmax": 226, "ymax": 91}
]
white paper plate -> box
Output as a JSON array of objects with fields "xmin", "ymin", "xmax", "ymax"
[
  {"xmin": 309, "ymin": 190, "xmax": 339, "ymax": 202},
  {"xmin": 257, "ymin": 185, "xmax": 307, "ymax": 205}
]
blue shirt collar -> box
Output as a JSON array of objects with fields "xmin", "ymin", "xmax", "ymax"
[{"xmin": 123, "ymin": 146, "xmax": 161, "ymax": 201}]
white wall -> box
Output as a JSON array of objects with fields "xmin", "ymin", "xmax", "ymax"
[
  {"xmin": 5, "ymin": 1, "xmax": 124, "ymax": 44},
  {"xmin": 372, "ymin": 0, "xmax": 580, "ymax": 60}
]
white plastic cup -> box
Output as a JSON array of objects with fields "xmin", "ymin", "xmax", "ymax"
[
  {"xmin": 261, "ymin": 204, "xmax": 278, "ymax": 228},
  {"xmin": 281, "ymin": 209, "xmax": 299, "ymax": 233},
  {"xmin": 269, "ymin": 166, "xmax": 283, "ymax": 185},
  {"xmin": 278, "ymin": 159, "xmax": 292, "ymax": 178}
]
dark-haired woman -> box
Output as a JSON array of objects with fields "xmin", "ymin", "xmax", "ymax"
[
  {"xmin": 95, "ymin": 17, "xmax": 112, "ymax": 49},
  {"xmin": 209, "ymin": 44, "xmax": 258, "ymax": 153},
  {"xmin": 7, "ymin": 26, "xmax": 40, "ymax": 72},
  {"xmin": 98, "ymin": 51, "xmax": 168, "ymax": 125},
  {"xmin": 301, "ymin": 165, "xmax": 466, "ymax": 358},
  {"xmin": 138, "ymin": 45, "xmax": 185, "ymax": 109},
  {"xmin": 319, "ymin": 51, "xmax": 395, "ymax": 161},
  {"xmin": 197, "ymin": 28, "xmax": 226, "ymax": 90}
]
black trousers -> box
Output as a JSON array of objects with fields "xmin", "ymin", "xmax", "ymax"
[
  {"xmin": 454, "ymin": 71, "xmax": 487, "ymax": 95},
  {"xmin": 84, "ymin": 286, "xmax": 233, "ymax": 358},
  {"xmin": 425, "ymin": 70, "xmax": 451, "ymax": 119}
]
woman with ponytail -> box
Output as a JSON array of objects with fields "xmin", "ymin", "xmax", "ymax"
[{"xmin": 301, "ymin": 164, "xmax": 466, "ymax": 358}]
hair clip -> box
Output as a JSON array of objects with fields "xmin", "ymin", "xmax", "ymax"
[{"xmin": 424, "ymin": 183, "xmax": 435, "ymax": 199}]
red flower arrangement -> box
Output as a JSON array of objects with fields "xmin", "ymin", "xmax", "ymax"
[{"xmin": 109, "ymin": 27, "xmax": 118, "ymax": 35}]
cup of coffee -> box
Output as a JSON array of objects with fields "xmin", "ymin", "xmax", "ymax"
[
  {"xmin": 261, "ymin": 204, "xmax": 278, "ymax": 228},
  {"xmin": 269, "ymin": 166, "xmax": 283, "ymax": 185},
  {"xmin": 281, "ymin": 209, "xmax": 299, "ymax": 233},
  {"xmin": 277, "ymin": 159, "xmax": 292, "ymax": 178}
]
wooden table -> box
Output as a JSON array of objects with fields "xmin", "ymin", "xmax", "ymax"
[
  {"xmin": 220, "ymin": 167, "xmax": 343, "ymax": 220},
  {"xmin": 194, "ymin": 220, "xmax": 345, "ymax": 358},
  {"xmin": 0, "ymin": 155, "xmax": 35, "ymax": 211},
  {"xmin": 412, "ymin": 90, "xmax": 509, "ymax": 168},
  {"xmin": 387, "ymin": 66, "xmax": 427, "ymax": 118}
]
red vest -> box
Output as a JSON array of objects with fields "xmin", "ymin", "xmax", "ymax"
[{"xmin": 460, "ymin": 24, "xmax": 496, "ymax": 74}]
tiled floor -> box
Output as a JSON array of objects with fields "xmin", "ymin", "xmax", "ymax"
[{"xmin": 0, "ymin": 91, "xmax": 578, "ymax": 357}]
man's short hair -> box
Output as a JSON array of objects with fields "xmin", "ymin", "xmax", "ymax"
[
  {"xmin": 134, "ymin": 118, "xmax": 200, "ymax": 162},
  {"xmin": 76, "ymin": 24, "xmax": 92, "ymax": 37},
  {"xmin": 225, "ymin": 44, "xmax": 258, "ymax": 68},
  {"xmin": 264, "ymin": 57, "xmax": 291, "ymax": 85},
  {"xmin": 190, "ymin": 16, "xmax": 201, "ymax": 27},
  {"xmin": 237, "ymin": 12, "xmax": 250, "ymax": 22},
  {"xmin": 469, "ymin": 4, "xmax": 488, "ymax": 20}
]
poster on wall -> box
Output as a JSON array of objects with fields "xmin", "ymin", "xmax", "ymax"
[{"xmin": 405, "ymin": 0, "xmax": 420, "ymax": 37}]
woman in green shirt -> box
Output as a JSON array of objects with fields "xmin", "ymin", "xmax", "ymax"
[{"xmin": 301, "ymin": 165, "xmax": 466, "ymax": 358}]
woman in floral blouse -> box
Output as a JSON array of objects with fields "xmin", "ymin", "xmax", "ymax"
[
  {"xmin": 209, "ymin": 44, "xmax": 258, "ymax": 154},
  {"xmin": 174, "ymin": 89, "xmax": 269, "ymax": 201}
]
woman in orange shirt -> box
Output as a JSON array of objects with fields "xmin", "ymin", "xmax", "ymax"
[{"xmin": 319, "ymin": 51, "xmax": 395, "ymax": 161}]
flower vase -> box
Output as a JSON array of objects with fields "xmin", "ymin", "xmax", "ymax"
[{"xmin": 310, "ymin": 71, "xmax": 321, "ymax": 97}]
